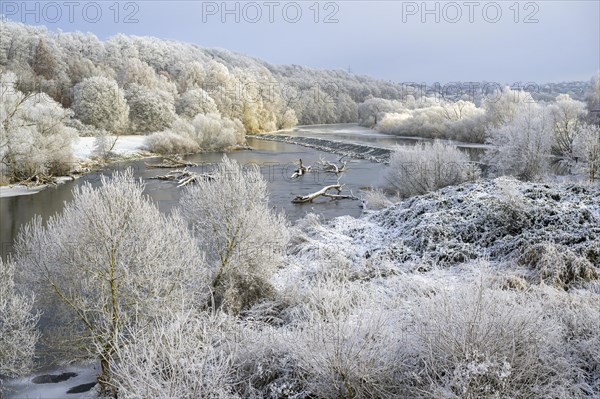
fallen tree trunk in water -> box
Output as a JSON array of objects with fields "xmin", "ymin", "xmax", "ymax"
[
  {"xmin": 145, "ymin": 156, "xmax": 198, "ymax": 169},
  {"xmin": 151, "ymin": 168, "xmax": 214, "ymax": 187},
  {"xmin": 291, "ymin": 158, "xmax": 311, "ymax": 178},
  {"xmin": 292, "ymin": 184, "xmax": 359, "ymax": 203}
]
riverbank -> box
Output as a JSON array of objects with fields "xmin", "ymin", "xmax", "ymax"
[{"xmin": 0, "ymin": 136, "xmax": 152, "ymax": 198}]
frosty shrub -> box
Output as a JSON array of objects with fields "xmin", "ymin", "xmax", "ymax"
[
  {"xmin": 145, "ymin": 130, "xmax": 200, "ymax": 154},
  {"xmin": 231, "ymin": 324, "xmax": 310, "ymax": 398},
  {"xmin": 519, "ymin": 243, "xmax": 599, "ymax": 290},
  {"xmin": 180, "ymin": 156, "xmax": 289, "ymax": 314},
  {"xmin": 110, "ymin": 310, "xmax": 238, "ymax": 399},
  {"xmin": 293, "ymin": 308, "xmax": 404, "ymax": 398},
  {"xmin": 0, "ymin": 258, "xmax": 40, "ymax": 394},
  {"xmin": 15, "ymin": 169, "xmax": 208, "ymax": 393},
  {"xmin": 1, "ymin": 72, "xmax": 78, "ymax": 180},
  {"xmin": 190, "ymin": 112, "xmax": 245, "ymax": 150},
  {"xmin": 72, "ymin": 76, "xmax": 129, "ymax": 133},
  {"xmin": 363, "ymin": 188, "xmax": 394, "ymax": 210},
  {"xmin": 485, "ymin": 102, "xmax": 554, "ymax": 181},
  {"xmin": 410, "ymin": 281, "xmax": 572, "ymax": 398},
  {"xmin": 384, "ymin": 140, "xmax": 479, "ymax": 197}
]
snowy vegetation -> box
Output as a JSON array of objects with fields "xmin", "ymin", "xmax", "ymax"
[
  {"xmin": 0, "ymin": 258, "xmax": 39, "ymax": 395},
  {"xmin": 4, "ymin": 157, "xmax": 599, "ymax": 398},
  {"xmin": 385, "ymin": 140, "xmax": 479, "ymax": 197},
  {"xmin": 1, "ymin": 72, "xmax": 77, "ymax": 182}
]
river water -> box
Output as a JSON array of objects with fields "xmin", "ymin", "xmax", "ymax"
[
  {"xmin": 0, "ymin": 129, "xmax": 390, "ymax": 260},
  {"xmin": 0, "ymin": 124, "xmax": 485, "ymax": 261}
]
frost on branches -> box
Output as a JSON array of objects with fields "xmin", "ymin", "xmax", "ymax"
[
  {"xmin": 180, "ymin": 156, "xmax": 289, "ymax": 314},
  {"xmin": 0, "ymin": 258, "xmax": 39, "ymax": 394},
  {"xmin": 14, "ymin": 169, "xmax": 208, "ymax": 394},
  {"xmin": 1, "ymin": 72, "xmax": 77, "ymax": 182}
]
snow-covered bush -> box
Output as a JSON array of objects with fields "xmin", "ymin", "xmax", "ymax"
[
  {"xmin": 0, "ymin": 258, "xmax": 39, "ymax": 394},
  {"xmin": 72, "ymin": 76, "xmax": 129, "ymax": 133},
  {"xmin": 384, "ymin": 140, "xmax": 479, "ymax": 197},
  {"xmin": 190, "ymin": 112, "xmax": 245, "ymax": 150},
  {"xmin": 376, "ymin": 99, "xmax": 486, "ymax": 143},
  {"xmin": 363, "ymin": 188, "xmax": 394, "ymax": 210},
  {"xmin": 110, "ymin": 310, "xmax": 238, "ymax": 399},
  {"xmin": 180, "ymin": 156, "xmax": 289, "ymax": 314},
  {"xmin": 145, "ymin": 130, "xmax": 200, "ymax": 154},
  {"xmin": 485, "ymin": 102, "xmax": 554, "ymax": 181},
  {"xmin": 292, "ymin": 308, "xmax": 403, "ymax": 398},
  {"xmin": 1, "ymin": 72, "xmax": 77, "ymax": 181},
  {"xmin": 125, "ymin": 84, "xmax": 176, "ymax": 133},
  {"xmin": 519, "ymin": 243, "xmax": 598, "ymax": 289},
  {"xmin": 410, "ymin": 281, "xmax": 573, "ymax": 398},
  {"xmin": 15, "ymin": 169, "xmax": 208, "ymax": 393}
]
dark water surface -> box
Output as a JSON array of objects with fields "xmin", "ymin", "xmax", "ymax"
[{"xmin": 0, "ymin": 136, "xmax": 385, "ymax": 260}]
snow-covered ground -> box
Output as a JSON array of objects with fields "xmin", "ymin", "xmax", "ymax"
[
  {"xmin": 72, "ymin": 136, "xmax": 148, "ymax": 161},
  {"xmin": 1, "ymin": 136, "xmax": 148, "ymax": 198},
  {"xmin": 4, "ymin": 364, "xmax": 99, "ymax": 399}
]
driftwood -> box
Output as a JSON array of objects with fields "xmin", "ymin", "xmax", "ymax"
[
  {"xmin": 292, "ymin": 184, "xmax": 359, "ymax": 203},
  {"xmin": 291, "ymin": 159, "xmax": 312, "ymax": 178},
  {"xmin": 316, "ymin": 156, "xmax": 347, "ymax": 174},
  {"xmin": 151, "ymin": 168, "xmax": 215, "ymax": 187},
  {"xmin": 20, "ymin": 173, "xmax": 58, "ymax": 186},
  {"xmin": 145, "ymin": 156, "xmax": 198, "ymax": 169}
]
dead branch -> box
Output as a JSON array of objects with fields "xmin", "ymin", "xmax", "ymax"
[
  {"xmin": 316, "ymin": 156, "xmax": 347, "ymax": 174},
  {"xmin": 291, "ymin": 158, "xmax": 312, "ymax": 178},
  {"xmin": 20, "ymin": 173, "xmax": 58, "ymax": 186},
  {"xmin": 145, "ymin": 156, "xmax": 198, "ymax": 169},
  {"xmin": 292, "ymin": 184, "xmax": 359, "ymax": 203},
  {"xmin": 151, "ymin": 168, "xmax": 215, "ymax": 187}
]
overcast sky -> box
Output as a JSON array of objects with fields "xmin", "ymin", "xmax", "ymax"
[{"xmin": 3, "ymin": 1, "xmax": 599, "ymax": 83}]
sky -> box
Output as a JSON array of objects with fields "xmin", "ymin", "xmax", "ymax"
[{"xmin": 2, "ymin": 0, "xmax": 599, "ymax": 84}]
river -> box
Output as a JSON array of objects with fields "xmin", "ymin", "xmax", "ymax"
[{"xmin": 0, "ymin": 124, "xmax": 488, "ymax": 261}]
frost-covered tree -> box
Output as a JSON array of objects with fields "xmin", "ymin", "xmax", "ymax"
[
  {"xmin": 483, "ymin": 86, "xmax": 526, "ymax": 128},
  {"xmin": 15, "ymin": 170, "xmax": 208, "ymax": 393},
  {"xmin": 0, "ymin": 258, "xmax": 40, "ymax": 394},
  {"xmin": 485, "ymin": 102, "xmax": 554, "ymax": 181},
  {"xmin": 1, "ymin": 72, "xmax": 77, "ymax": 181},
  {"xmin": 548, "ymin": 94, "xmax": 587, "ymax": 157},
  {"xmin": 176, "ymin": 88, "xmax": 218, "ymax": 118},
  {"xmin": 278, "ymin": 108, "xmax": 298, "ymax": 130},
  {"xmin": 296, "ymin": 87, "xmax": 337, "ymax": 125},
  {"xmin": 117, "ymin": 58, "xmax": 158, "ymax": 89},
  {"xmin": 385, "ymin": 140, "xmax": 479, "ymax": 197},
  {"xmin": 72, "ymin": 76, "xmax": 129, "ymax": 133},
  {"xmin": 335, "ymin": 93, "xmax": 359, "ymax": 123},
  {"xmin": 573, "ymin": 123, "xmax": 600, "ymax": 182},
  {"xmin": 357, "ymin": 97, "xmax": 403, "ymax": 127},
  {"xmin": 585, "ymin": 72, "xmax": 600, "ymax": 125},
  {"xmin": 125, "ymin": 84, "xmax": 176, "ymax": 133},
  {"xmin": 180, "ymin": 156, "xmax": 289, "ymax": 314}
]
